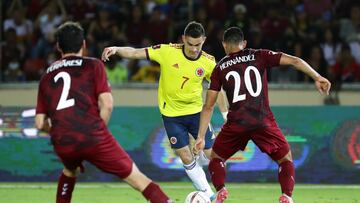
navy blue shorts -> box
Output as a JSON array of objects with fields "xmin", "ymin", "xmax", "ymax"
[{"xmin": 162, "ymin": 112, "xmax": 214, "ymax": 149}]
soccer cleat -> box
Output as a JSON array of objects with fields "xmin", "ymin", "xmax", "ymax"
[
  {"xmin": 213, "ymin": 187, "xmax": 228, "ymax": 203},
  {"xmin": 279, "ymin": 194, "xmax": 294, "ymax": 203}
]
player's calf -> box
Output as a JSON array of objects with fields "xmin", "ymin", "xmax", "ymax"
[
  {"xmin": 56, "ymin": 172, "xmax": 76, "ymax": 203},
  {"xmin": 184, "ymin": 159, "xmax": 214, "ymax": 197},
  {"xmin": 208, "ymin": 158, "xmax": 226, "ymax": 191},
  {"xmin": 142, "ymin": 182, "xmax": 173, "ymax": 203},
  {"xmin": 278, "ymin": 160, "xmax": 295, "ymax": 197}
]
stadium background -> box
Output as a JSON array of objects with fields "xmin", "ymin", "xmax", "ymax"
[{"xmin": 0, "ymin": 0, "xmax": 360, "ymax": 187}]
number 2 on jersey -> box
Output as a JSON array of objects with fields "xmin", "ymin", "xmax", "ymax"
[
  {"xmin": 225, "ymin": 66, "xmax": 262, "ymax": 103},
  {"xmin": 54, "ymin": 72, "xmax": 75, "ymax": 110}
]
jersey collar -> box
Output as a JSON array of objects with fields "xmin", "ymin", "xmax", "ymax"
[{"xmin": 182, "ymin": 46, "xmax": 201, "ymax": 61}]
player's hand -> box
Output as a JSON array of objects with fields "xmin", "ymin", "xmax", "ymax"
[
  {"xmin": 315, "ymin": 76, "xmax": 331, "ymax": 95},
  {"xmin": 193, "ymin": 137, "xmax": 205, "ymax": 155},
  {"xmin": 101, "ymin": 46, "xmax": 119, "ymax": 62},
  {"xmin": 42, "ymin": 118, "xmax": 52, "ymax": 133}
]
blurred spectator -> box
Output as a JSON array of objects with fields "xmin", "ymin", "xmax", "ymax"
[
  {"xmin": 96, "ymin": 0, "xmax": 129, "ymax": 27},
  {"xmin": 330, "ymin": 44, "xmax": 360, "ymax": 83},
  {"xmin": 341, "ymin": 4, "xmax": 360, "ymax": 64},
  {"xmin": 303, "ymin": 45, "xmax": 328, "ymax": 82},
  {"xmin": 22, "ymin": 58, "xmax": 46, "ymax": 81},
  {"xmin": 202, "ymin": 0, "xmax": 227, "ymax": 22},
  {"xmin": 290, "ymin": 3, "xmax": 323, "ymax": 51},
  {"xmin": 142, "ymin": 0, "xmax": 158, "ymax": 15},
  {"xmin": 68, "ymin": 0, "xmax": 96, "ymax": 30},
  {"xmin": 105, "ymin": 56, "xmax": 128, "ymax": 84},
  {"xmin": 1, "ymin": 28, "xmax": 25, "ymax": 82},
  {"xmin": 27, "ymin": 0, "xmax": 49, "ymax": 21},
  {"xmin": 205, "ymin": 28, "xmax": 225, "ymax": 62},
  {"xmin": 4, "ymin": 7, "xmax": 33, "ymax": 45},
  {"xmin": 168, "ymin": 0, "xmax": 188, "ymax": 41},
  {"xmin": 333, "ymin": 0, "xmax": 353, "ymax": 18},
  {"xmin": 320, "ymin": 28, "xmax": 342, "ymax": 66},
  {"xmin": 225, "ymin": 4, "xmax": 249, "ymax": 37},
  {"xmin": 194, "ymin": 7, "xmax": 220, "ymax": 58},
  {"xmin": 87, "ymin": 6, "xmax": 123, "ymax": 57},
  {"xmin": 349, "ymin": 40, "xmax": 360, "ymax": 64},
  {"xmin": 260, "ymin": 4, "xmax": 290, "ymax": 49},
  {"xmin": 292, "ymin": 4, "xmax": 309, "ymax": 42},
  {"xmin": 5, "ymin": 0, "xmax": 24, "ymax": 17},
  {"xmin": 303, "ymin": 0, "xmax": 332, "ymax": 22},
  {"xmin": 131, "ymin": 61, "xmax": 160, "ymax": 83},
  {"xmin": 339, "ymin": 4, "xmax": 360, "ymax": 42},
  {"xmin": 45, "ymin": 52, "xmax": 58, "ymax": 68},
  {"xmin": 124, "ymin": 6, "xmax": 147, "ymax": 47},
  {"xmin": 32, "ymin": 0, "xmax": 67, "ymax": 58},
  {"xmin": 247, "ymin": 30, "xmax": 266, "ymax": 49},
  {"xmin": 145, "ymin": 6, "xmax": 170, "ymax": 44},
  {"xmin": 35, "ymin": 0, "xmax": 67, "ymax": 38}
]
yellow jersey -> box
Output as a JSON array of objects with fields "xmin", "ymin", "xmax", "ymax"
[{"xmin": 146, "ymin": 43, "xmax": 216, "ymax": 117}]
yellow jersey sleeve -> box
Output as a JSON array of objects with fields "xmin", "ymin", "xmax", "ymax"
[
  {"xmin": 202, "ymin": 52, "xmax": 216, "ymax": 82},
  {"xmin": 146, "ymin": 44, "xmax": 170, "ymax": 64}
]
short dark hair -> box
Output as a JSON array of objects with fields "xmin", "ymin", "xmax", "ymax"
[
  {"xmin": 183, "ymin": 21, "xmax": 205, "ymax": 38},
  {"xmin": 223, "ymin": 27, "xmax": 244, "ymax": 44},
  {"xmin": 55, "ymin": 21, "xmax": 84, "ymax": 54}
]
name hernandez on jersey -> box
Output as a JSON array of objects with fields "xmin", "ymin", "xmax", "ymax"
[{"xmin": 219, "ymin": 54, "xmax": 255, "ymax": 70}]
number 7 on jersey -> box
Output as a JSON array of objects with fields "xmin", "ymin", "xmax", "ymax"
[{"xmin": 181, "ymin": 76, "xmax": 189, "ymax": 89}]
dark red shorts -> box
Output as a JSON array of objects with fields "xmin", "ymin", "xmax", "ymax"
[
  {"xmin": 54, "ymin": 135, "xmax": 133, "ymax": 179},
  {"xmin": 213, "ymin": 123, "xmax": 290, "ymax": 161}
]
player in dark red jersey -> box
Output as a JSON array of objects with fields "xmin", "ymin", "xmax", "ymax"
[
  {"xmin": 193, "ymin": 27, "xmax": 331, "ymax": 203},
  {"xmin": 35, "ymin": 21, "xmax": 172, "ymax": 203}
]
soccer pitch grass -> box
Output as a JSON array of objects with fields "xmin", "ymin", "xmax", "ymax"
[{"xmin": 0, "ymin": 182, "xmax": 359, "ymax": 203}]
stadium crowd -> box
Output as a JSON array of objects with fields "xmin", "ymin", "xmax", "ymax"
[{"xmin": 1, "ymin": 0, "xmax": 359, "ymax": 85}]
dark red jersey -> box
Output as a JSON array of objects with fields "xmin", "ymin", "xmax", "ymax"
[
  {"xmin": 210, "ymin": 49, "xmax": 282, "ymax": 130},
  {"xmin": 36, "ymin": 56, "xmax": 111, "ymax": 148}
]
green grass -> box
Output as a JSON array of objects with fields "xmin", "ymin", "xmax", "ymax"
[{"xmin": 0, "ymin": 182, "xmax": 359, "ymax": 203}]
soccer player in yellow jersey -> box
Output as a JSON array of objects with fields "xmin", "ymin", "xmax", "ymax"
[{"xmin": 102, "ymin": 21, "xmax": 228, "ymax": 199}]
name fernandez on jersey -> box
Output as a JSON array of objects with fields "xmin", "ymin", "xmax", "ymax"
[
  {"xmin": 46, "ymin": 59, "xmax": 83, "ymax": 74},
  {"xmin": 220, "ymin": 54, "xmax": 255, "ymax": 70}
]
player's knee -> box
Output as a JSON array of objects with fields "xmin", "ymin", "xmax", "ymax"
[
  {"xmin": 276, "ymin": 151, "xmax": 293, "ymax": 164},
  {"xmin": 203, "ymin": 149, "xmax": 212, "ymax": 159},
  {"xmin": 180, "ymin": 154, "xmax": 194, "ymax": 165},
  {"xmin": 63, "ymin": 168, "xmax": 77, "ymax": 177},
  {"xmin": 210, "ymin": 149, "xmax": 223, "ymax": 161},
  {"xmin": 175, "ymin": 148, "xmax": 194, "ymax": 165}
]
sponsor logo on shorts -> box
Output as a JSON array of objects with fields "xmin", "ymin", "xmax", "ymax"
[
  {"xmin": 170, "ymin": 137, "xmax": 177, "ymax": 144},
  {"xmin": 195, "ymin": 68, "xmax": 204, "ymax": 77}
]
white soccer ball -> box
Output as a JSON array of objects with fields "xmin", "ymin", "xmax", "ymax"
[{"xmin": 184, "ymin": 191, "xmax": 211, "ymax": 203}]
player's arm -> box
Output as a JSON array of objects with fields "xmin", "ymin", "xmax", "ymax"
[
  {"xmin": 280, "ymin": 53, "xmax": 331, "ymax": 95},
  {"xmin": 101, "ymin": 46, "xmax": 147, "ymax": 61},
  {"xmin": 98, "ymin": 92, "xmax": 113, "ymax": 125},
  {"xmin": 194, "ymin": 90, "xmax": 219, "ymax": 154},
  {"xmin": 216, "ymin": 89, "xmax": 228, "ymax": 122},
  {"xmin": 35, "ymin": 114, "xmax": 51, "ymax": 133}
]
